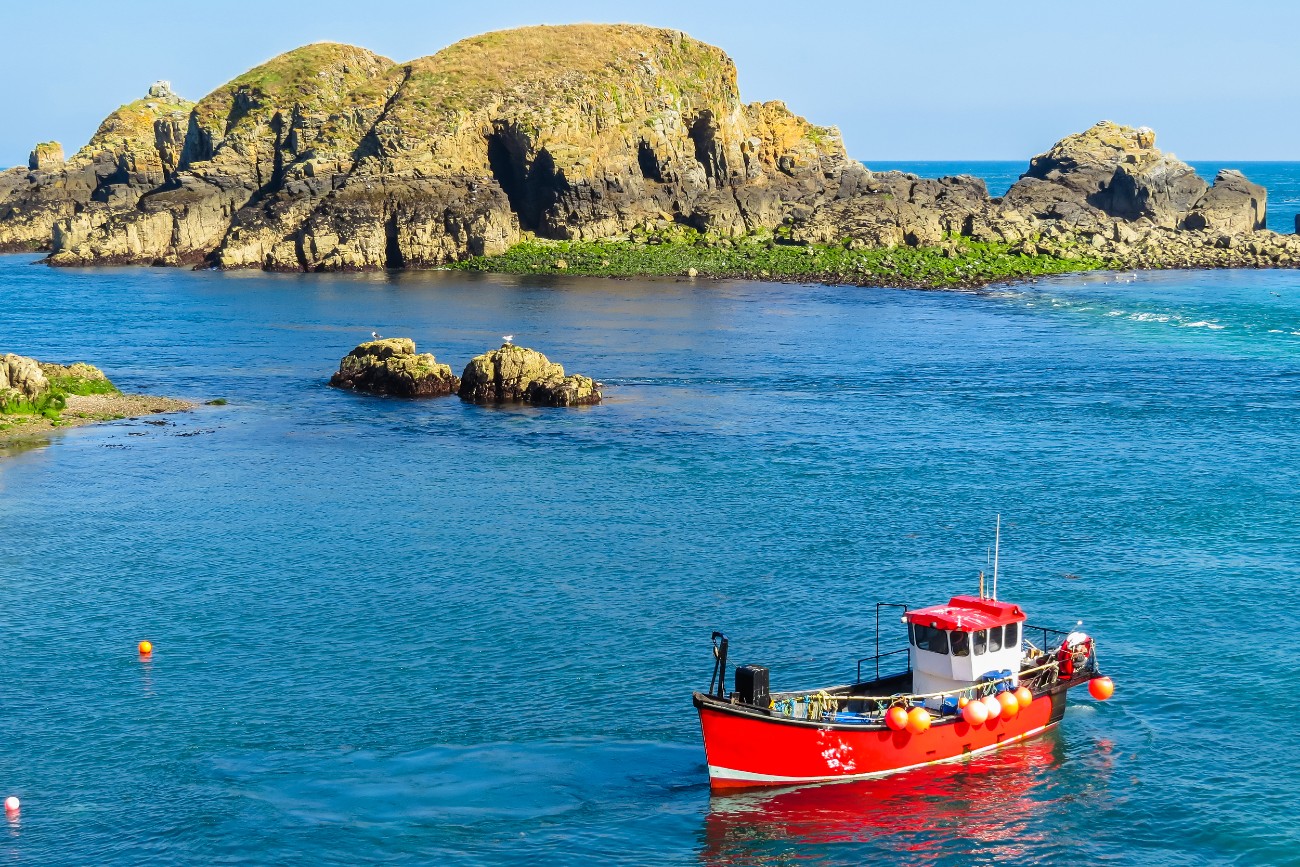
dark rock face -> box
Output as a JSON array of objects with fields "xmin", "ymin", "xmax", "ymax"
[
  {"xmin": 329, "ymin": 338, "xmax": 460, "ymax": 397},
  {"xmin": 458, "ymin": 344, "xmax": 601, "ymax": 406}
]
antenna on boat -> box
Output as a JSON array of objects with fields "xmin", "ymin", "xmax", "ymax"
[
  {"xmin": 992, "ymin": 514, "xmax": 1001, "ymax": 601},
  {"xmin": 978, "ymin": 570, "xmax": 985, "ymax": 599}
]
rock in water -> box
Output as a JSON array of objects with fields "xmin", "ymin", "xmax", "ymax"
[
  {"xmin": 330, "ymin": 338, "xmax": 460, "ymax": 397},
  {"xmin": 458, "ymin": 345, "xmax": 602, "ymax": 406}
]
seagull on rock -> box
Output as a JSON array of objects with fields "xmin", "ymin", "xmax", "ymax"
[
  {"xmin": 371, "ymin": 331, "xmax": 382, "ymax": 340},
  {"xmin": 502, "ymin": 335, "xmax": 514, "ymax": 345}
]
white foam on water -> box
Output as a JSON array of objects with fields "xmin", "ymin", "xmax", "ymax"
[
  {"xmin": 1129, "ymin": 312, "xmax": 1171, "ymax": 323},
  {"xmin": 1181, "ymin": 321, "xmax": 1226, "ymax": 330},
  {"xmin": 1106, "ymin": 310, "xmax": 1124, "ymax": 317}
]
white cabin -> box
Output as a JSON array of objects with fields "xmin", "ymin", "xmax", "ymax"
[{"xmin": 905, "ymin": 595, "xmax": 1027, "ymax": 705}]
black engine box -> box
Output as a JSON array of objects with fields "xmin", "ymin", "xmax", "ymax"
[{"xmin": 734, "ymin": 664, "xmax": 770, "ymax": 707}]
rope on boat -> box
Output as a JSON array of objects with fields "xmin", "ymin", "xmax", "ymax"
[{"xmin": 773, "ymin": 659, "xmax": 1065, "ymax": 721}]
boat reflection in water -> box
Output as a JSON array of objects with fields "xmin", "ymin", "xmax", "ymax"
[{"xmin": 700, "ymin": 733, "xmax": 1115, "ymax": 864}]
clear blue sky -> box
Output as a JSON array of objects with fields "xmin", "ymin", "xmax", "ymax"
[{"xmin": 3, "ymin": 0, "xmax": 1296, "ymax": 168}]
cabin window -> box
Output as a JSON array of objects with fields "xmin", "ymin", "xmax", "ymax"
[
  {"xmin": 1005, "ymin": 622, "xmax": 1019, "ymax": 649},
  {"xmin": 910, "ymin": 623, "xmax": 949, "ymax": 654},
  {"xmin": 974, "ymin": 629, "xmax": 987, "ymax": 655},
  {"xmin": 988, "ymin": 625, "xmax": 1003, "ymax": 652},
  {"xmin": 950, "ymin": 630, "xmax": 970, "ymax": 657}
]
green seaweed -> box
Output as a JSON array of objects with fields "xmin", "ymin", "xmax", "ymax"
[
  {"xmin": 451, "ymin": 231, "xmax": 1108, "ymax": 288},
  {"xmin": 0, "ymin": 389, "xmax": 67, "ymax": 420}
]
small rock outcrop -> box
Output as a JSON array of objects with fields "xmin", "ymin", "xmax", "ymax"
[
  {"xmin": 329, "ymin": 338, "xmax": 460, "ymax": 397},
  {"xmin": 1002, "ymin": 121, "xmax": 1208, "ymax": 226},
  {"xmin": 1, "ymin": 353, "xmax": 51, "ymax": 402},
  {"xmin": 28, "ymin": 142, "xmax": 64, "ymax": 171},
  {"xmin": 458, "ymin": 344, "xmax": 601, "ymax": 406}
]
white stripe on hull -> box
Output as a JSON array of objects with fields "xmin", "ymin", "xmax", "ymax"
[{"xmin": 708, "ymin": 722, "xmax": 1054, "ymax": 785}]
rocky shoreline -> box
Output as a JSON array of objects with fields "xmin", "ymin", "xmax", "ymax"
[
  {"xmin": 0, "ymin": 354, "xmax": 193, "ymax": 448},
  {"xmin": 1, "ymin": 25, "xmax": 1295, "ymax": 287}
]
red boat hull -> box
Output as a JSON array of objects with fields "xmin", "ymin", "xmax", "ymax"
[{"xmin": 695, "ymin": 689, "xmax": 1067, "ymax": 789}]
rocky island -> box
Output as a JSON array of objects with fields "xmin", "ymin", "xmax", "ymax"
[{"xmin": 2, "ymin": 24, "xmax": 1296, "ymax": 287}]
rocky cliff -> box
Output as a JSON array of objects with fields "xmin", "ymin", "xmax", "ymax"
[
  {"xmin": 1, "ymin": 26, "xmax": 1294, "ymax": 274},
  {"xmin": 6, "ymin": 26, "xmax": 848, "ymax": 268},
  {"xmin": 0, "ymin": 81, "xmax": 194, "ymax": 253}
]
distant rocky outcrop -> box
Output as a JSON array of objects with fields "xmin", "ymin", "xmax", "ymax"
[
  {"xmin": 330, "ymin": 338, "xmax": 460, "ymax": 397},
  {"xmin": 1, "ymin": 27, "xmax": 1296, "ymax": 277},
  {"xmin": 459, "ymin": 344, "xmax": 601, "ymax": 407}
]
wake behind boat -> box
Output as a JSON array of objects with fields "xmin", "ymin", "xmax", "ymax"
[{"xmin": 693, "ymin": 529, "xmax": 1113, "ymax": 789}]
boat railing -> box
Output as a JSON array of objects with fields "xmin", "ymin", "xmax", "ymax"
[
  {"xmin": 854, "ymin": 647, "xmax": 910, "ymax": 684},
  {"xmin": 1025, "ymin": 623, "xmax": 1074, "ymax": 654}
]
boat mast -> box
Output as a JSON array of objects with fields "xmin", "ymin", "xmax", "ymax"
[{"xmin": 992, "ymin": 514, "xmax": 1001, "ymax": 601}]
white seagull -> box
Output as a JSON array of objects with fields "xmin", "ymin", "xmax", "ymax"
[
  {"xmin": 502, "ymin": 334, "xmax": 514, "ymax": 345},
  {"xmin": 371, "ymin": 331, "xmax": 382, "ymax": 339}
]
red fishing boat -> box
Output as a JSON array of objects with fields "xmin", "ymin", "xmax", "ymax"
[{"xmin": 693, "ymin": 532, "xmax": 1113, "ymax": 789}]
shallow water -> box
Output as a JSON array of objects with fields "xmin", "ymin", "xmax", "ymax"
[{"xmin": 1, "ymin": 255, "xmax": 1298, "ymax": 864}]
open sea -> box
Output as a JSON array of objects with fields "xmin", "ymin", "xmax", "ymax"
[{"xmin": 2, "ymin": 164, "xmax": 1300, "ymax": 865}]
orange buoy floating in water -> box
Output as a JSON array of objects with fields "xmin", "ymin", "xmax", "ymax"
[
  {"xmin": 885, "ymin": 706, "xmax": 909, "ymax": 731},
  {"xmin": 905, "ymin": 707, "xmax": 932, "ymax": 734},
  {"xmin": 998, "ymin": 691, "xmax": 1020, "ymax": 719},
  {"xmin": 138, "ymin": 640, "xmax": 153, "ymax": 656},
  {"xmin": 1015, "ymin": 686, "xmax": 1034, "ymax": 710},
  {"xmin": 962, "ymin": 698, "xmax": 988, "ymax": 725},
  {"xmin": 4, "ymin": 796, "xmax": 18, "ymax": 814},
  {"xmin": 1089, "ymin": 676, "xmax": 1114, "ymax": 700}
]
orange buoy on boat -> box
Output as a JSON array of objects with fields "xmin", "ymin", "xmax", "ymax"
[
  {"xmin": 962, "ymin": 698, "xmax": 988, "ymax": 725},
  {"xmin": 958, "ymin": 696, "xmax": 969, "ymax": 708},
  {"xmin": 1088, "ymin": 676, "xmax": 1114, "ymax": 700},
  {"xmin": 981, "ymin": 693, "xmax": 1002, "ymax": 720},
  {"xmin": 885, "ymin": 706, "xmax": 909, "ymax": 731},
  {"xmin": 905, "ymin": 707, "xmax": 932, "ymax": 734},
  {"xmin": 1014, "ymin": 686, "xmax": 1033, "ymax": 710},
  {"xmin": 998, "ymin": 691, "xmax": 1020, "ymax": 718}
]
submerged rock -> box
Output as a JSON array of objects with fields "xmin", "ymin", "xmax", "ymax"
[
  {"xmin": 330, "ymin": 338, "xmax": 460, "ymax": 397},
  {"xmin": 458, "ymin": 344, "xmax": 601, "ymax": 406}
]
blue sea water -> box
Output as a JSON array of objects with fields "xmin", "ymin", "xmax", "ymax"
[
  {"xmin": 1, "ymin": 251, "xmax": 1299, "ymax": 865},
  {"xmin": 872, "ymin": 161, "xmax": 1300, "ymax": 235}
]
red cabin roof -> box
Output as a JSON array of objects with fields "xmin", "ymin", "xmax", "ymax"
[{"xmin": 905, "ymin": 595, "xmax": 1027, "ymax": 632}]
